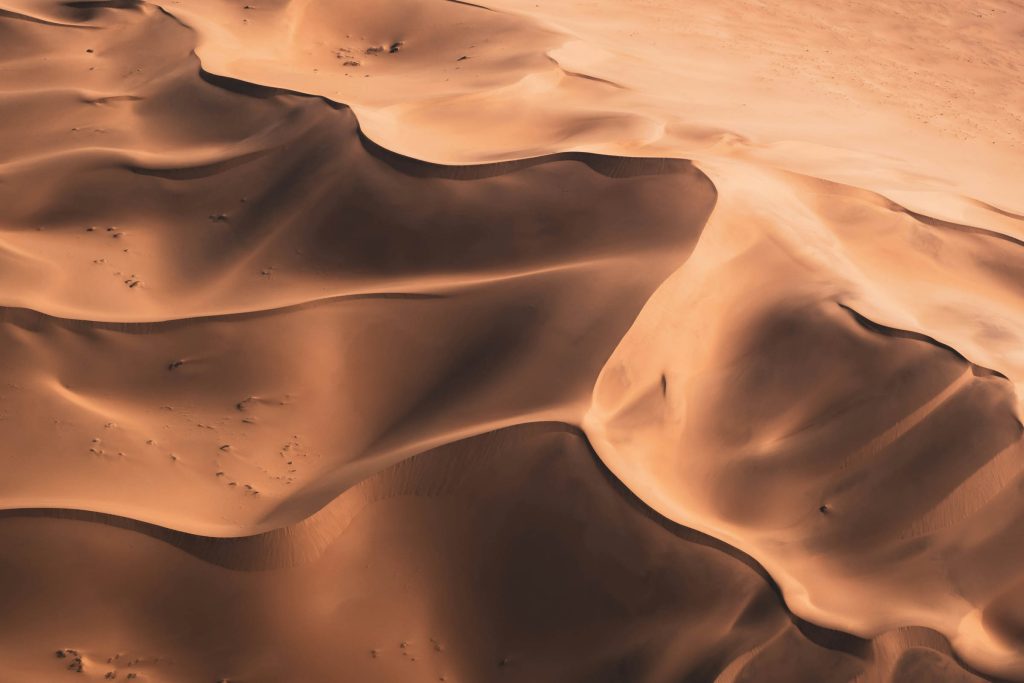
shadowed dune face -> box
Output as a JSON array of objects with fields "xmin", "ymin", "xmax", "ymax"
[
  {"xmin": 0, "ymin": 2, "xmax": 713, "ymax": 319},
  {"xmin": 0, "ymin": 425, "xmax": 996, "ymax": 683},
  {"xmin": 2, "ymin": 0, "xmax": 1024, "ymax": 681},
  {"xmin": 585, "ymin": 175, "xmax": 1024, "ymax": 677},
  {"xmin": 0, "ymin": 1, "xmax": 715, "ymax": 534},
  {"xmin": 0, "ymin": 427, "xmax": 789, "ymax": 682}
]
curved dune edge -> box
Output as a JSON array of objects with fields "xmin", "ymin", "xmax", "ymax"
[
  {"xmin": 0, "ymin": 423, "xmax": 681, "ymax": 571},
  {"xmin": 143, "ymin": 0, "xmax": 1024, "ymax": 217},
  {"xmin": 583, "ymin": 170, "xmax": 1024, "ymax": 679},
  {"xmin": 0, "ymin": 0, "xmax": 720, "ymax": 538},
  {"xmin": 0, "ymin": 422, "xmax": 1005, "ymax": 682},
  {"xmin": 2, "ymin": 1, "xmax": 1023, "ymax": 681}
]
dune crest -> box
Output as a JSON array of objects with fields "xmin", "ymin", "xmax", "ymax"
[
  {"xmin": 585, "ymin": 161, "xmax": 1024, "ymax": 678},
  {"xmin": 1, "ymin": 0, "xmax": 1022, "ymax": 680}
]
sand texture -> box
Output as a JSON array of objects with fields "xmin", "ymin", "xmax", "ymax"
[{"xmin": 1, "ymin": 0, "xmax": 1023, "ymax": 681}]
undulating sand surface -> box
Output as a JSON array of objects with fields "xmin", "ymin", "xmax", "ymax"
[{"xmin": 1, "ymin": 0, "xmax": 1022, "ymax": 681}]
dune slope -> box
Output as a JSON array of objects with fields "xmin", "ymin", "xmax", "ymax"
[
  {"xmin": 1, "ymin": 0, "xmax": 1023, "ymax": 681},
  {"xmin": 0, "ymin": 425, "xmax": 1001, "ymax": 683}
]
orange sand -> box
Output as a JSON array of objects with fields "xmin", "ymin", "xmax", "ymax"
[{"xmin": 1, "ymin": 0, "xmax": 1022, "ymax": 681}]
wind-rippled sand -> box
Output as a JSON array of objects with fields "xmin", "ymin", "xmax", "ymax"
[{"xmin": 1, "ymin": 0, "xmax": 1022, "ymax": 680}]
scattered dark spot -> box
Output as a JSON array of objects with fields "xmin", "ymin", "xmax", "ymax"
[
  {"xmin": 208, "ymin": 213, "xmax": 228, "ymax": 222},
  {"xmin": 342, "ymin": 60, "xmax": 360, "ymax": 67},
  {"xmin": 366, "ymin": 45, "xmax": 384, "ymax": 55},
  {"xmin": 86, "ymin": 48, "xmax": 93, "ymax": 53},
  {"xmin": 85, "ymin": 226, "xmax": 95, "ymax": 232},
  {"xmin": 819, "ymin": 504, "xmax": 830, "ymax": 514},
  {"xmin": 389, "ymin": 41, "xmax": 404, "ymax": 53},
  {"xmin": 168, "ymin": 360, "xmax": 184, "ymax": 370},
  {"xmin": 56, "ymin": 650, "xmax": 67, "ymax": 658}
]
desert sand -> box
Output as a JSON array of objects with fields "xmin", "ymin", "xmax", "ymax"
[{"xmin": 0, "ymin": 0, "xmax": 1022, "ymax": 681}]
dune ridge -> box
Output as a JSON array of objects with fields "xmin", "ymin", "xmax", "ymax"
[
  {"xmin": 1, "ymin": 0, "xmax": 1022, "ymax": 680},
  {"xmin": 0, "ymin": 424, "xmax": 1009, "ymax": 682}
]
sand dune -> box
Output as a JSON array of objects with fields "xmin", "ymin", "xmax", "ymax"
[
  {"xmin": 1, "ymin": 0, "xmax": 1022, "ymax": 680},
  {"xmin": 0, "ymin": 425, "xmax": 1002, "ymax": 682},
  {"xmin": 587, "ymin": 161, "xmax": 1024, "ymax": 678}
]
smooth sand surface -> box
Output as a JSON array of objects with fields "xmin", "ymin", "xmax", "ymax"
[{"xmin": 1, "ymin": 0, "xmax": 1022, "ymax": 680}]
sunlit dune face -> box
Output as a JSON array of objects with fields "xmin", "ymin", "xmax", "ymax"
[{"xmin": 0, "ymin": 0, "xmax": 1022, "ymax": 681}]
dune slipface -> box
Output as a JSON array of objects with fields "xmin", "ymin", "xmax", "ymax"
[{"xmin": 1, "ymin": 0, "xmax": 1022, "ymax": 681}]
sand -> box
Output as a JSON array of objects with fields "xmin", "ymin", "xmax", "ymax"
[{"xmin": 0, "ymin": 0, "xmax": 1022, "ymax": 680}]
